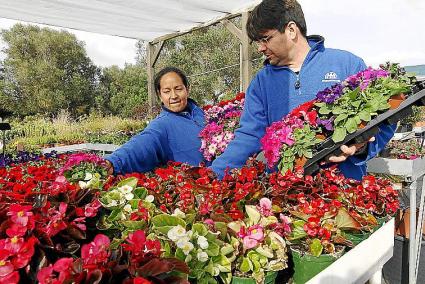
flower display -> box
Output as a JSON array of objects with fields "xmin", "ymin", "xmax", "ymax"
[
  {"xmin": 200, "ymin": 92, "xmax": 245, "ymax": 161},
  {"xmin": 261, "ymin": 63, "xmax": 414, "ymax": 173}
]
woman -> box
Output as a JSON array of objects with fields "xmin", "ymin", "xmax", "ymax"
[{"xmin": 105, "ymin": 67, "xmax": 208, "ymax": 174}]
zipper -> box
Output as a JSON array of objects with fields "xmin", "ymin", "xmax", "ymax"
[{"xmin": 291, "ymin": 70, "xmax": 301, "ymax": 96}]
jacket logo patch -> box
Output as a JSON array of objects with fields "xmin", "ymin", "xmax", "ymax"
[{"xmin": 322, "ymin": 71, "xmax": 340, "ymax": 83}]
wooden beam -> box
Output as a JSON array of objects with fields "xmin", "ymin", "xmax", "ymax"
[
  {"xmin": 147, "ymin": 41, "xmax": 165, "ymax": 111},
  {"xmin": 221, "ymin": 19, "xmax": 242, "ymax": 41},
  {"xmin": 240, "ymin": 11, "xmax": 252, "ymax": 92}
]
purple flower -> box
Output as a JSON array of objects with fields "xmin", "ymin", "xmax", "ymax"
[
  {"xmin": 316, "ymin": 84, "xmax": 343, "ymax": 104},
  {"xmin": 317, "ymin": 117, "xmax": 334, "ymax": 131}
]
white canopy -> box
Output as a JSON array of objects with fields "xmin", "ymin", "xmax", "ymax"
[{"xmin": 0, "ymin": 0, "xmax": 261, "ymax": 41}]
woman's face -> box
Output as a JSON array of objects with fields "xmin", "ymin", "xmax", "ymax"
[{"xmin": 159, "ymin": 72, "xmax": 189, "ymax": 113}]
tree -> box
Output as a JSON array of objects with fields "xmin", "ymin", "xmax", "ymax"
[
  {"xmin": 97, "ymin": 64, "xmax": 148, "ymax": 118},
  {"xmin": 1, "ymin": 24, "xmax": 99, "ymax": 117}
]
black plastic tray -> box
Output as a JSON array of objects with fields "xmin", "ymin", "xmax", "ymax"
[{"xmin": 304, "ymin": 80, "xmax": 425, "ymax": 175}]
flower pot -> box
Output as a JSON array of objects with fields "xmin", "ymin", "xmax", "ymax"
[
  {"xmin": 344, "ymin": 231, "xmax": 372, "ymax": 246},
  {"xmin": 358, "ymin": 121, "xmax": 368, "ymax": 129},
  {"xmin": 315, "ymin": 134, "xmax": 326, "ymax": 141},
  {"xmin": 295, "ymin": 156, "xmax": 307, "ymax": 167},
  {"xmin": 388, "ymin": 93, "xmax": 406, "ymax": 110},
  {"xmin": 291, "ymin": 246, "xmax": 344, "ymax": 284},
  {"xmin": 231, "ymin": 271, "xmax": 278, "ymax": 284}
]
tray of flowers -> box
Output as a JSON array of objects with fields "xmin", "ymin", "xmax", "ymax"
[{"xmin": 261, "ymin": 63, "xmax": 425, "ymax": 176}]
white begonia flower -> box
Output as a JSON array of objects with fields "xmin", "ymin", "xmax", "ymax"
[
  {"xmin": 172, "ymin": 208, "xmax": 186, "ymax": 219},
  {"xmin": 197, "ymin": 251, "xmax": 209, "ymax": 262},
  {"xmin": 145, "ymin": 195, "xmax": 154, "ymax": 203},
  {"xmin": 119, "ymin": 185, "xmax": 133, "ymax": 194},
  {"xmin": 124, "ymin": 192, "xmax": 134, "ymax": 201},
  {"xmin": 176, "ymin": 236, "xmax": 191, "ymax": 248},
  {"xmin": 84, "ymin": 172, "xmax": 93, "ymax": 181},
  {"xmin": 109, "ymin": 200, "xmax": 118, "ymax": 207},
  {"xmin": 197, "ymin": 236, "xmax": 209, "ymax": 249},
  {"xmin": 78, "ymin": 181, "xmax": 88, "ymax": 189},
  {"xmin": 123, "ymin": 204, "xmax": 133, "ymax": 213},
  {"xmin": 180, "ymin": 241, "xmax": 194, "ymax": 255},
  {"xmin": 167, "ymin": 225, "xmax": 187, "ymax": 242}
]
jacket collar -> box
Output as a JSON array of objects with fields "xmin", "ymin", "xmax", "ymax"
[{"xmin": 160, "ymin": 98, "xmax": 199, "ymax": 116}]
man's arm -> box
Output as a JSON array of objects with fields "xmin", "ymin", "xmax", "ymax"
[{"xmin": 211, "ymin": 77, "xmax": 268, "ymax": 178}]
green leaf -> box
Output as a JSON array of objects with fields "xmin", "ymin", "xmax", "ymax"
[
  {"xmin": 332, "ymin": 127, "xmax": 347, "ymax": 143},
  {"xmin": 318, "ymin": 105, "xmax": 331, "ymax": 115},
  {"xmin": 206, "ymin": 242, "xmax": 220, "ymax": 257},
  {"xmin": 193, "ymin": 223, "xmax": 208, "ymax": 236},
  {"xmin": 116, "ymin": 177, "xmax": 138, "ymax": 189},
  {"xmin": 245, "ymin": 205, "xmax": 261, "ymax": 225},
  {"xmin": 109, "ymin": 238, "xmax": 123, "ymax": 250},
  {"xmin": 240, "ymin": 257, "xmax": 253, "ymax": 273},
  {"xmin": 309, "ymin": 238, "xmax": 323, "ymax": 257},
  {"xmin": 345, "ymin": 117, "xmax": 358, "ymax": 133},
  {"xmin": 151, "ymin": 214, "xmax": 186, "ymax": 228},
  {"xmin": 335, "ymin": 208, "xmax": 362, "ymax": 230},
  {"xmin": 358, "ymin": 112, "xmax": 371, "ymax": 122},
  {"xmin": 332, "ymin": 107, "xmax": 345, "ymax": 115},
  {"xmin": 121, "ymin": 220, "xmax": 146, "ymax": 230},
  {"xmin": 107, "ymin": 209, "xmax": 123, "ymax": 222},
  {"xmin": 287, "ymin": 220, "xmax": 307, "ymax": 240},
  {"xmin": 334, "ymin": 113, "xmax": 348, "ymax": 123},
  {"xmin": 133, "ymin": 187, "xmax": 147, "ymax": 199}
]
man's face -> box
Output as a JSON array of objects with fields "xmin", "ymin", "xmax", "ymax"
[
  {"xmin": 255, "ymin": 26, "xmax": 293, "ymax": 66},
  {"xmin": 159, "ymin": 72, "xmax": 189, "ymax": 113}
]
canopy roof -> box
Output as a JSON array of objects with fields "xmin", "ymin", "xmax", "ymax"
[{"xmin": 0, "ymin": 0, "xmax": 261, "ymax": 41}]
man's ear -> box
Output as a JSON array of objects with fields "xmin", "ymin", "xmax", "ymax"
[{"xmin": 286, "ymin": 21, "xmax": 298, "ymax": 40}]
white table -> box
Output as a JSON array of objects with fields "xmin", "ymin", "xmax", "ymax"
[{"xmin": 307, "ymin": 219, "xmax": 394, "ymax": 284}]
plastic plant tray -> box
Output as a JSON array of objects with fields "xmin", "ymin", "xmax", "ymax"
[{"xmin": 304, "ymin": 80, "xmax": 425, "ymax": 176}]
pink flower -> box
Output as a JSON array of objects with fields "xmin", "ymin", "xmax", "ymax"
[
  {"xmin": 257, "ymin": 198, "xmax": 272, "ymax": 216},
  {"xmin": 81, "ymin": 234, "xmax": 110, "ymax": 266},
  {"xmin": 240, "ymin": 224, "xmax": 264, "ymax": 250},
  {"xmin": 7, "ymin": 204, "xmax": 33, "ymax": 228}
]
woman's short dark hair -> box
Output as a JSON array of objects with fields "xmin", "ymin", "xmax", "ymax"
[
  {"xmin": 247, "ymin": 0, "xmax": 307, "ymax": 41},
  {"xmin": 154, "ymin": 67, "xmax": 189, "ymax": 95}
]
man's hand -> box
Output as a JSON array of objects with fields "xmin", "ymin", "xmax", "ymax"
[
  {"xmin": 105, "ymin": 160, "xmax": 114, "ymax": 175},
  {"xmin": 328, "ymin": 136, "xmax": 376, "ymax": 163}
]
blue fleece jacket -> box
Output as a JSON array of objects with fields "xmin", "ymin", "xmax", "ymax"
[
  {"xmin": 106, "ymin": 99, "xmax": 208, "ymax": 174},
  {"xmin": 211, "ymin": 35, "xmax": 395, "ymax": 180}
]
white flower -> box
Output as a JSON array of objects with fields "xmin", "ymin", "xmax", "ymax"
[
  {"xmin": 167, "ymin": 225, "xmax": 187, "ymax": 242},
  {"xmin": 119, "ymin": 185, "xmax": 133, "ymax": 194},
  {"xmin": 180, "ymin": 241, "xmax": 194, "ymax": 255},
  {"xmin": 176, "ymin": 236, "xmax": 191, "ymax": 248},
  {"xmin": 109, "ymin": 200, "xmax": 117, "ymax": 207},
  {"xmin": 197, "ymin": 236, "xmax": 209, "ymax": 249},
  {"xmin": 172, "ymin": 208, "xmax": 186, "ymax": 219},
  {"xmin": 78, "ymin": 181, "xmax": 88, "ymax": 189},
  {"xmin": 145, "ymin": 195, "xmax": 154, "ymax": 203},
  {"xmin": 84, "ymin": 172, "xmax": 93, "ymax": 181},
  {"xmin": 197, "ymin": 251, "xmax": 209, "ymax": 262},
  {"xmin": 123, "ymin": 204, "xmax": 133, "ymax": 213},
  {"xmin": 124, "ymin": 193, "xmax": 134, "ymax": 201},
  {"xmin": 208, "ymin": 144, "xmax": 217, "ymax": 155}
]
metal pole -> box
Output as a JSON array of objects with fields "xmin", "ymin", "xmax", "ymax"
[
  {"xmin": 410, "ymin": 180, "xmax": 417, "ymax": 284},
  {"xmin": 415, "ymin": 176, "xmax": 425, "ymax": 280}
]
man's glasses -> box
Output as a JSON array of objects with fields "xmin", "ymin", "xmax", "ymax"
[{"xmin": 254, "ymin": 30, "xmax": 280, "ymax": 46}]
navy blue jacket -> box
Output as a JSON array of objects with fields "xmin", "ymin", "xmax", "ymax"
[
  {"xmin": 211, "ymin": 35, "xmax": 395, "ymax": 180},
  {"xmin": 106, "ymin": 99, "xmax": 208, "ymax": 174}
]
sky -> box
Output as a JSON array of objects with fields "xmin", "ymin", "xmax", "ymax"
[{"xmin": 0, "ymin": 0, "xmax": 424, "ymax": 68}]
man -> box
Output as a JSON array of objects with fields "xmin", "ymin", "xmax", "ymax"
[{"xmin": 211, "ymin": 0, "xmax": 395, "ymax": 179}]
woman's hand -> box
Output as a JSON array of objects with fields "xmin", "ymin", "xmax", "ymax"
[
  {"xmin": 105, "ymin": 160, "xmax": 114, "ymax": 175},
  {"xmin": 328, "ymin": 136, "xmax": 376, "ymax": 163}
]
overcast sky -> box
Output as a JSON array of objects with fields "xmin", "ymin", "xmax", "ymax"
[{"xmin": 1, "ymin": 0, "xmax": 424, "ymax": 68}]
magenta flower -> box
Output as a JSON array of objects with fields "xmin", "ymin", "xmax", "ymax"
[
  {"xmin": 81, "ymin": 234, "xmax": 110, "ymax": 266},
  {"xmin": 257, "ymin": 198, "xmax": 273, "ymax": 217},
  {"xmin": 239, "ymin": 224, "xmax": 265, "ymax": 250}
]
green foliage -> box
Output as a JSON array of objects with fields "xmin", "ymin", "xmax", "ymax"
[
  {"xmin": 5, "ymin": 112, "xmax": 146, "ymax": 153},
  {"xmin": 97, "ymin": 64, "xmax": 149, "ymax": 118},
  {"xmin": 1, "ymin": 23, "xmax": 99, "ymax": 117}
]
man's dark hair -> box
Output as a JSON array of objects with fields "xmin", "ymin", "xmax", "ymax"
[
  {"xmin": 154, "ymin": 67, "xmax": 190, "ymax": 95},
  {"xmin": 247, "ymin": 0, "xmax": 307, "ymax": 41}
]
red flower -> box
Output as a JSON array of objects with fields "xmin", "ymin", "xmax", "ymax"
[
  {"xmin": 81, "ymin": 234, "xmax": 110, "ymax": 267},
  {"xmin": 7, "ymin": 204, "xmax": 33, "ymax": 228},
  {"xmin": 133, "ymin": 277, "xmax": 152, "ymax": 284}
]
